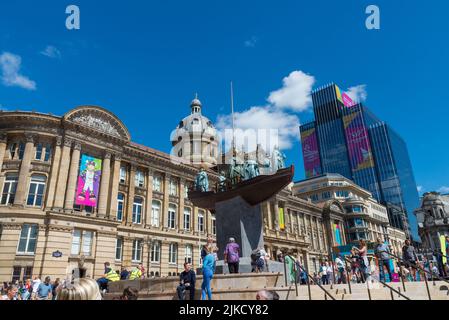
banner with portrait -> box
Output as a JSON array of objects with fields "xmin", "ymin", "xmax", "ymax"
[{"xmin": 75, "ymin": 154, "xmax": 102, "ymax": 207}]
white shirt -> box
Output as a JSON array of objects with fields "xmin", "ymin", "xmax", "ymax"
[{"xmin": 32, "ymin": 279, "xmax": 41, "ymax": 293}]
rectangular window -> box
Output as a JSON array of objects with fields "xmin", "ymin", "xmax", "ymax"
[
  {"xmin": 71, "ymin": 230, "xmax": 94, "ymax": 256},
  {"xmin": 132, "ymin": 239, "xmax": 143, "ymax": 262},
  {"xmin": 44, "ymin": 144, "xmax": 52, "ymax": 162},
  {"xmin": 168, "ymin": 205, "xmax": 176, "ymax": 229},
  {"xmin": 35, "ymin": 143, "xmax": 43, "ymax": 160},
  {"xmin": 183, "ymin": 208, "xmax": 191, "ymax": 231},
  {"xmin": 169, "ymin": 179, "xmax": 177, "ymax": 196},
  {"xmin": 153, "ymin": 175, "xmax": 161, "ymax": 192},
  {"xmin": 26, "ymin": 175, "xmax": 46, "ymax": 207},
  {"xmin": 185, "ymin": 245, "xmax": 193, "ymax": 264},
  {"xmin": 17, "ymin": 224, "xmax": 38, "ymax": 255},
  {"xmin": 9, "ymin": 143, "xmax": 17, "ymax": 159},
  {"xmin": 135, "ymin": 171, "xmax": 145, "ymax": 188},
  {"xmin": 198, "ymin": 211, "xmax": 204, "ymax": 233},
  {"xmin": 12, "ymin": 266, "xmax": 21, "ymax": 282},
  {"xmin": 151, "ymin": 201, "xmax": 160, "ymax": 227},
  {"xmin": 132, "ymin": 197, "xmax": 143, "ymax": 224},
  {"xmin": 1, "ymin": 174, "xmax": 18, "ymax": 205},
  {"xmin": 151, "ymin": 241, "xmax": 160, "ymax": 263},
  {"xmin": 211, "ymin": 216, "xmax": 216, "ymax": 235},
  {"xmin": 117, "ymin": 193, "xmax": 124, "ymax": 222},
  {"xmin": 169, "ymin": 243, "xmax": 177, "ymax": 264},
  {"xmin": 18, "ymin": 143, "xmax": 25, "ymax": 160},
  {"xmin": 115, "ymin": 238, "xmax": 123, "ymax": 261},
  {"xmin": 119, "ymin": 166, "xmax": 127, "ymax": 184}
]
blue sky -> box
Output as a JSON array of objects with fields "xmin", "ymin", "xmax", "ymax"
[{"xmin": 0, "ymin": 0, "xmax": 448, "ymax": 194}]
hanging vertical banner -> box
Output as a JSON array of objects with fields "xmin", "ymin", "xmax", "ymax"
[
  {"xmin": 301, "ymin": 126, "xmax": 322, "ymax": 178},
  {"xmin": 278, "ymin": 207, "xmax": 285, "ymax": 230},
  {"xmin": 75, "ymin": 154, "xmax": 102, "ymax": 207},
  {"xmin": 333, "ymin": 223, "xmax": 342, "ymax": 246},
  {"xmin": 440, "ymin": 235, "xmax": 447, "ymax": 264}
]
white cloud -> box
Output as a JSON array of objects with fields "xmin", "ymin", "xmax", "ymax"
[
  {"xmin": 40, "ymin": 45, "xmax": 61, "ymax": 59},
  {"xmin": 216, "ymin": 106, "xmax": 300, "ymax": 152},
  {"xmin": 244, "ymin": 36, "xmax": 258, "ymax": 48},
  {"xmin": 0, "ymin": 52, "xmax": 36, "ymax": 90},
  {"xmin": 417, "ymin": 186, "xmax": 424, "ymax": 193},
  {"xmin": 437, "ymin": 186, "xmax": 449, "ymax": 194},
  {"xmin": 267, "ymin": 70, "xmax": 315, "ymax": 112},
  {"xmin": 346, "ymin": 84, "xmax": 367, "ymax": 103}
]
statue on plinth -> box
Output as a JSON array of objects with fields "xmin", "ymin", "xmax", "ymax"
[
  {"xmin": 194, "ymin": 168, "xmax": 209, "ymax": 192},
  {"xmin": 272, "ymin": 147, "xmax": 286, "ymax": 171}
]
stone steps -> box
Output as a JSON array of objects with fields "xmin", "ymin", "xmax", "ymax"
[{"xmin": 105, "ymin": 274, "xmax": 449, "ymax": 300}]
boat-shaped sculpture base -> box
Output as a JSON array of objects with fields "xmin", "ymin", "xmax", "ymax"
[{"xmin": 189, "ymin": 166, "xmax": 294, "ymax": 272}]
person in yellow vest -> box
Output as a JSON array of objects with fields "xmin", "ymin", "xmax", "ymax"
[
  {"xmin": 97, "ymin": 262, "xmax": 120, "ymax": 292},
  {"xmin": 129, "ymin": 265, "xmax": 142, "ymax": 281}
]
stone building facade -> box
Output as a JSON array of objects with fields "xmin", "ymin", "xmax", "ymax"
[
  {"xmin": 292, "ymin": 173, "xmax": 407, "ymax": 255},
  {"xmin": 415, "ymin": 192, "xmax": 449, "ymax": 250},
  {"xmin": 261, "ymin": 187, "xmax": 347, "ymax": 274},
  {"xmin": 0, "ymin": 105, "xmax": 347, "ymax": 282},
  {"xmin": 0, "ymin": 106, "xmax": 220, "ymax": 282}
]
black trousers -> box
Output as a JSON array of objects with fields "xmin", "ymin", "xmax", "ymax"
[
  {"xmin": 228, "ymin": 262, "xmax": 239, "ymax": 274},
  {"xmin": 177, "ymin": 284, "xmax": 195, "ymax": 300}
]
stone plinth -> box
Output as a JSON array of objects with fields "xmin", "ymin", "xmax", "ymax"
[{"xmin": 215, "ymin": 196, "xmax": 264, "ymax": 260}]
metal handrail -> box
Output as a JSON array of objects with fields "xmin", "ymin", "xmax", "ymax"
[
  {"xmin": 380, "ymin": 250, "xmax": 449, "ymax": 285},
  {"xmin": 342, "ymin": 255, "xmax": 411, "ymax": 300},
  {"xmin": 285, "ymin": 254, "xmax": 336, "ymax": 300},
  {"xmin": 372, "ymin": 256, "xmax": 411, "ymax": 300}
]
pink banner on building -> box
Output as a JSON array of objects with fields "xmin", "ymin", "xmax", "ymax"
[
  {"xmin": 301, "ymin": 127, "xmax": 322, "ymax": 178},
  {"xmin": 343, "ymin": 112, "xmax": 374, "ymax": 172},
  {"xmin": 75, "ymin": 154, "xmax": 102, "ymax": 207}
]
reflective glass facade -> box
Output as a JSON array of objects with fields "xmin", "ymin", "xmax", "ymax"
[{"xmin": 300, "ymin": 84, "xmax": 420, "ymax": 241}]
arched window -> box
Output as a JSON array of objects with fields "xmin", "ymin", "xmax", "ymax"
[
  {"xmin": 151, "ymin": 200, "xmax": 161, "ymax": 227},
  {"xmin": 132, "ymin": 197, "xmax": 143, "ymax": 224},
  {"xmin": 184, "ymin": 207, "xmax": 191, "ymax": 231},
  {"xmin": 117, "ymin": 193, "xmax": 125, "ymax": 221},
  {"xmin": 1, "ymin": 173, "xmax": 18, "ymax": 205},
  {"xmin": 26, "ymin": 175, "xmax": 47, "ymax": 207},
  {"xmin": 169, "ymin": 243, "xmax": 177, "ymax": 264},
  {"xmin": 168, "ymin": 204, "xmax": 177, "ymax": 229},
  {"xmin": 198, "ymin": 210, "xmax": 205, "ymax": 233}
]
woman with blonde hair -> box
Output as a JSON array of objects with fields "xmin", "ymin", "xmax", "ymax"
[
  {"xmin": 56, "ymin": 278, "xmax": 102, "ymax": 300},
  {"xmin": 201, "ymin": 245, "xmax": 217, "ymax": 300},
  {"xmin": 353, "ymin": 239, "xmax": 369, "ymax": 283}
]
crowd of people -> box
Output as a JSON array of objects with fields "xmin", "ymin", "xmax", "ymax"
[{"xmin": 2, "ymin": 235, "xmax": 447, "ymax": 301}]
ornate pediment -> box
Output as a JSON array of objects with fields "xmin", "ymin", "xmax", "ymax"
[{"xmin": 64, "ymin": 106, "xmax": 131, "ymax": 141}]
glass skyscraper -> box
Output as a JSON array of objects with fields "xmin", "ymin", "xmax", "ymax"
[{"xmin": 300, "ymin": 83, "xmax": 420, "ymax": 241}]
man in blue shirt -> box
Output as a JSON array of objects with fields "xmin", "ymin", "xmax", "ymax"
[
  {"xmin": 36, "ymin": 276, "xmax": 52, "ymax": 300},
  {"xmin": 375, "ymin": 238, "xmax": 392, "ymax": 282}
]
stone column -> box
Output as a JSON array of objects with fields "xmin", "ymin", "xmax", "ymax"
[
  {"xmin": 162, "ymin": 174, "xmax": 170, "ymax": 228},
  {"xmin": 45, "ymin": 137, "xmax": 62, "ymax": 208},
  {"xmin": 97, "ymin": 152, "xmax": 111, "ymax": 217},
  {"xmin": 266, "ymin": 202, "xmax": 273, "ymax": 230},
  {"xmin": 274, "ymin": 201, "xmax": 280, "ymax": 231},
  {"xmin": 127, "ymin": 166, "xmax": 136, "ymax": 224},
  {"xmin": 64, "ymin": 141, "xmax": 81, "ymax": 210},
  {"xmin": 296, "ymin": 212, "xmax": 301, "ymax": 235},
  {"xmin": 14, "ymin": 133, "xmax": 35, "ymax": 206},
  {"xmin": 179, "ymin": 179, "xmax": 185, "ymax": 232},
  {"xmin": 288, "ymin": 209, "xmax": 294, "ymax": 233},
  {"xmin": 145, "ymin": 169, "xmax": 154, "ymax": 226},
  {"xmin": 54, "ymin": 138, "xmax": 73, "ymax": 208},
  {"xmin": 108, "ymin": 154, "xmax": 121, "ymax": 219},
  {"xmin": 0, "ymin": 133, "xmax": 7, "ymax": 172}
]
